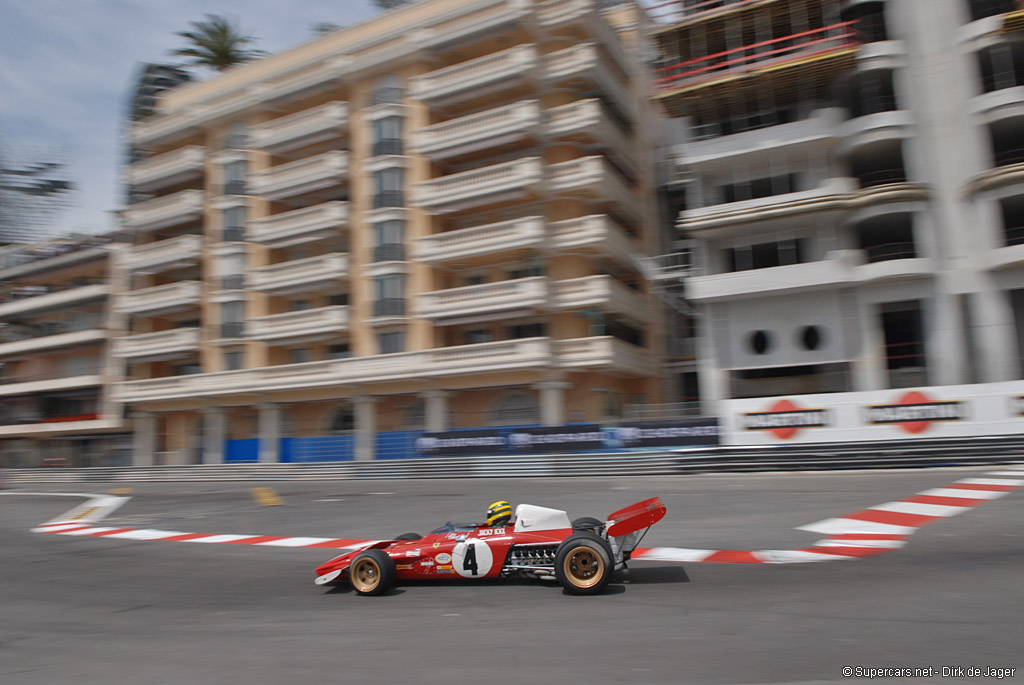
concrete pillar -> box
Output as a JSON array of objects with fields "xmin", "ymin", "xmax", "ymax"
[
  {"xmin": 972, "ymin": 287, "xmax": 1020, "ymax": 383},
  {"xmin": 258, "ymin": 403, "xmax": 281, "ymax": 463},
  {"xmin": 696, "ymin": 306, "xmax": 729, "ymax": 413},
  {"xmin": 132, "ymin": 411, "xmax": 156, "ymax": 467},
  {"xmin": 203, "ymin": 408, "xmax": 226, "ymax": 465},
  {"xmin": 534, "ymin": 381, "xmax": 570, "ymax": 426},
  {"xmin": 354, "ymin": 396, "xmax": 377, "ymax": 461},
  {"xmin": 923, "ymin": 291, "xmax": 968, "ymax": 387},
  {"xmin": 852, "ymin": 301, "xmax": 887, "ymax": 392},
  {"xmin": 421, "ymin": 390, "xmax": 450, "ymax": 432}
]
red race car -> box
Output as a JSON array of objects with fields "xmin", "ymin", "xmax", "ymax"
[{"xmin": 314, "ymin": 498, "xmax": 666, "ymax": 596}]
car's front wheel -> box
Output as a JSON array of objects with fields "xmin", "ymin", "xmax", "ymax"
[
  {"xmin": 554, "ymin": 532, "xmax": 613, "ymax": 595},
  {"xmin": 348, "ymin": 549, "xmax": 396, "ymax": 596}
]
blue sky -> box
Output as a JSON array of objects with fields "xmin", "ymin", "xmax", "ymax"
[{"xmin": 0, "ymin": 0, "xmax": 380, "ymax": 239}]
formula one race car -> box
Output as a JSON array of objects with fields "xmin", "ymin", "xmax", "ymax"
[{"xmin": 314, "ymin": 498, "xmax": 666, "ymax": 596}]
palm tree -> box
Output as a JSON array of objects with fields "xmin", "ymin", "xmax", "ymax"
[{"xmin": 171, "ymin": 15, "xmax": 267, "ymax": 72}]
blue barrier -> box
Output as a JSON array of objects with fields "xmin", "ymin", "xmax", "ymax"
[
  {"xmin": 224, "ymin": 438, "xmax": 259, "ymax": 463},
  {"xmin": 280, "ymin": 435, "xmax": 355, "ymax": 463}
]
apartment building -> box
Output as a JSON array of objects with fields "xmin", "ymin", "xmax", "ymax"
[
  {"xmin": 0, "ymin": 239, "xmax": 128, "ymax": 466},
  {"xmin": 117, "ymin": 0, "xmax": 664, "ymax": 463},
  {"xmin": 648, "ymin": 0, "xmax": 1024, "ymax": 442}
]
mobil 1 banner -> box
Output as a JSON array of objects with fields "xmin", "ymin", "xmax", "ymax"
[
  {"xmin": 416, "ymin": 430, "xmax": 505, "ymax": 457},
  {"xmin": 616, "ymin": 418, "xmax": 720, "ymax": 448},
  {"xmin": 507, "ymin": 425, "xmax": 607, "ymax": 452}
]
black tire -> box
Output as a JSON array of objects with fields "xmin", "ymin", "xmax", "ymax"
[
  {"xmin": 394, "ymin": 532, "xmax": 422, "ymax": 541},
  {"xmin": 348, "ymin": 549, "xmax": 396, "ymax": 596},
  {"xmin": 571, "ymin": 516, "xmax": 605, "ymax": 534},
  {"xmin": 554, "ymin": 531, "xmax": 613, "ymax": 596}
]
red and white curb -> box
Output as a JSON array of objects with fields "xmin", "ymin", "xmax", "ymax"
[
  {"xmin": 632, "ymin": 467, "xmax": 1024, "ymax": 564},
  {"xmin": 29, "ymin": 467, "xmax": 1024, "ymax": 565}
]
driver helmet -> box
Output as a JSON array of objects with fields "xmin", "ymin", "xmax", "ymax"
[{"xmin": 486, "ymin": 500, "xmax": 513, "ymax": 527}]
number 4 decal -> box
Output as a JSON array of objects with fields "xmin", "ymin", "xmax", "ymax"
[{"xmin": 453, "ymin": 539, "xmax": 493, "ymax": 578}]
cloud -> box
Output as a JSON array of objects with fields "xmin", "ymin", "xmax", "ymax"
[{"xmin": 0, "ymin": 0, "xmax": 378, "ymax": 238}]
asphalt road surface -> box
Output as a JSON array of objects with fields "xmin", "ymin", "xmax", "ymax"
[{"xmin": 1, "ymin": 468, "xmax": 1022, "ymax": 685}]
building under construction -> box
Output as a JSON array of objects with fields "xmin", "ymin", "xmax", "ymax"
[
  {"xmin": 649, "ymin": 0, "xmax": 1024, "ymax": 419},
  {"xmin": 0, "ymin": 140, "xmax": 73, "ymax": 245}
]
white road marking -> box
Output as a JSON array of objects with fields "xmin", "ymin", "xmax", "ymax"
[
  {"xmin": 870, "ymin": 501, "xmax": 966, "ymax": 517},
  {"xmin": 919, "ymin": 488, "xmax": 1006, "ymax": 500},
  {"xmin": 797, "ymin": 518, "xmax": 916, "ymax": 536}
]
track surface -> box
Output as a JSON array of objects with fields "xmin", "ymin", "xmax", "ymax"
[{"xmin": 1, "ymin": 469, "xmax": 1022, "ymax": 684}]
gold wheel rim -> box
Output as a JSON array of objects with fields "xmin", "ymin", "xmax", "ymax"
[
  {"xmin": 351, "ymin": 558, "xmax": 381, "ymax": 593},
  {"xmin": 563, "ymin": 546, "xmax": 604, "ymax": 588}
]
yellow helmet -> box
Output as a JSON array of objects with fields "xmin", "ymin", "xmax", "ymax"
[{"xmin": 486, "ymin": 500, "xmax": 512, "ymax": 527}]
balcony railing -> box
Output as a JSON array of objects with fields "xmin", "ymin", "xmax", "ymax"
[
  {"xmin": 246, "ymin": 305, "xmax": 350, "ymax": 341},
  {"xmin": 248, "ymin": 151, "xmax": 348, "ymax": 200},
  {"xmin": 116, "ymin": 281, "xmax": 202, "ymax": 315},
  {"xmin": 553, "ymin": 336, "xmax": 655, "ymax": 376},
  {"xmin": 656, "ymin": 21, "xmax": 859, "ymax": 93},
  {"xmin": 373, "ymin": 298, "xmax": 406, "ymax": 317},
  {"xmin": 222, "ymin": 180, "xmax": 247, "ymax": 196},
  {"xmin": 549, "ymin": 214, "xmax": 641, "ymax": 262},
  {"xmin": 250, "ymin": 101, "xmax": 349, "ymax": 153},
  {"xmin": 122, "ymin": 189, "xmax": 204, "ymax": 231},
  {"xmin": 247, "ymin": 201, "xmax": 348, "ymax": 246},
  {"xmin": 112, "ymin": 327, "xmax": 201, "ymax": 359},
  {"xmin": 413, "ymin": 216, "xmax": 545, "ymax": 263},
  {"xmin": 417, "ymin": 277, "xmax": 548, "ymax": 319},
  {"xmin": 551, "ymin": 275, "xmax": 649, "ymax": 322},
  {"xmin": 862, "ymin": 242, "xmax": 917, "ymax": 263},
  {"xmin": 219, "ymin": 322, "xmax": 244, "ymax": 339},
  {"xmin": 220, "ymin": 274, "xmax": 245, "ymax": 291},
  {"xmin": 856, "ymin": 168, "xmax": 908, "ymax": 188},
  {"xmin": 373, "ymin": 190, "xmax": 404, "ymax": 208},
  {"xmin": 409, "ymin": 44, "xmax": 538, "ymax": 103},
  {"xmin": 122, "ymin": 235, "xmax": 202, "ymax": 273},
  {"xmin": 0, "ymin": 283, "xmax": 108, "ymax": 321},
  {"xmin": 411, "ymin": 157, "xmax": 543, "ymax": 213},
  {"xmin": 372, "ymin": 139, "xmax": 403, "ymax": 157},
  {"xmin": 247, "ymin": 253, "xmax": 349, "ymax": 293},
  {"xmin": 129, "ymin": 146, "xmax": 204, "ymax": 191},
  {"xmin": 410, "ymin": 100, "xmax": 541, "ymax": 159}
]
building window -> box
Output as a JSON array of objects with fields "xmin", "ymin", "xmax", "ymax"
[
  {"xmin": 719, "ymin": 173, "xmax": 799, "ymax": 204},
  {"xmin": 327, "ymin": 343, "xmax": 351, "ymax": 359},
  {"xmin": 371, "ymin": 74, "xmax": 404, "ymax": 105},
  {"xmin": 507, "ymin": 322, "xmax": 546, "ymax": 339},
  {"xmin": 464, "ymin": 274, "xmax": 486, "ymax": 286},
  {"xmin": 224, "ymin": 350, "xmax": 243, "ymax": 371},
  {"xmin": 725, "ymin": 239, "xmax": 805, "ymax": 272},
  {"xmin": 222, "ymin": 205, "xmax": 246, "ymax": 242},
  {"xmin": 378, "ymin": 331, "xmax": 405, "ymax": 354},
  {"xmin": 372, "ymin": 116, "xmax": 404, "ymax": 156},
  {"xmin": 489, "ymin": 392, "xmax": 539, "ymax": 425},
  {"xmin": 174, "ymin": 363, "xmax": 202, "ymax": 376},
  {"xmin": 372, "ymin": 220, "xmax": 405, "ymax": 261},
  {"xmin": 291, "ymin": 299, "xmax": 312, "ymax": 311},
  {"xmin": 465, "ymin": 329, "xmax": 493, "ymax": 344},
  {"xmin": 328, "ymin": 405, "xmax": 355, "ymax": 434},
  {"xmin": 329, "ymin": 292, "xmax": 350, "ymax": 306},
  {"xmin": 373, "ymin": 275, "xmax": 405, "ymax": 316},
  {"xmin": 223, "ymin": 160, "xmax": 247, "ymax": 195},
  {"xmin": 373, "ymin": 168, "xmax": 403, "ymax": 208},
  {"xmin": 290, "ymin": 348, "xmax": 312, "ymax": 364},
  {"xmin": 221, "ymin": 300, "xmax": 244, "ymax": 338},
  {"xmin": 225, "ymin": 122, "xmax": 247, "ymax": 149}
]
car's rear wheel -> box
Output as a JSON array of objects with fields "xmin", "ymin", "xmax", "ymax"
[
  {"xmin": 393, "ymin": 532, "xmax": 422, "ymax": 541},
  {"xmin": 349, "ymin": 549, "xmax": 396, "ymax": 596},
  {"xmin": 554, "ymin": 532, "xmax": 613, "ymax": 595},
  {"xmin": 571, "ymin": 516, "xmax": 604, "ymax": 534}
]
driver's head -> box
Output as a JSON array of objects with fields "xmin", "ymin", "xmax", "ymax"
[{"xmin": 486, "ymin": 500, "xmax": 512, "ymax": 527}]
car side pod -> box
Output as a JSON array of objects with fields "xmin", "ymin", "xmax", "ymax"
[{"xmin": 606, "ymin": 497, "xmax": 667, "ymax": 537}]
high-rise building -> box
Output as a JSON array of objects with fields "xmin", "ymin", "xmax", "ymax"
[
  {"xmin": 652, "ymin": 0, "xmax": 1024, "ymax": 442},
  {"xmin": 115, "ymin": 0, "xmax": 664, "ymax": 464},
  {"xmin": 0, "ymin": 236, "xmax": 129, "ymax": 466}
]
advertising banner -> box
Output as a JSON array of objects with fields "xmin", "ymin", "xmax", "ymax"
[
  {"xmin": 507, "ymin": 425, "xmax": 607, "ymax": 452},
  {"xmin": 416, "ymin": 430, "xmax": 505, "ymax": 456},
  {"xmin": 616, "ymin": 418, "xmax": 719, "ymax": 448}
]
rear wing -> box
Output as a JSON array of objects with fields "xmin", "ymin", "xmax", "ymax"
[{"xmin": 605, "ymin": 497, "xmax": 666, "ymax": 562}]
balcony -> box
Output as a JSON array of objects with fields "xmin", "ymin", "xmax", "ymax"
[
  {"xmin": 413, "ymin": 216, "xmax": 545, "ymax": 264},
  {"xmin": 547, "ymin": 156, "xmax": 640, "ymax": 217},
  {"xmin": 250, "ymin": 101, "xmax": 348, "ymax": 153},
  {"xmin": 837, "ymin": 110, "xmax": 915, "ymax": 156},
  {"xmin": 248, "ymin": 151, "xmax": 348, "ymax": 201},
  {"xmin": 247, "ymin": 201, "xmax": 348, "ymax": 248},
  {"xmin": 411, "ymin": 157, "xmax": 544, "ymax": 214},
  {"xmin": 131, "ymin": 109, "xmax": 200, "ymax": 147},
  {"xmin": 410, "ymin": 100, "xmax": 542, "ymax": 160},
  {"xmin": 122, "ymin": 189, "xmax": 204, "ymax": 232},
  {"xmin": 686, "ymin": 251, "xmax": 863, "ymax": 302},
  {"xmin": 551, "ymin": 275, "xmax": 649, "ymax": 322},
  {"xmin": 247, "ymin": 253, "xmax": 349, "ymax": 294},
  {"xmin": 0, "ymin": 284, "xmax": 108, "ymax": 320},
  {"xmin": 416, "ymin": 277, "xmax": 549, "ymax": 320},
  {"xmin": 683, "ymin": 108, "xmax": 843, "ymax": 165},
  {"xmin": 970, "ymin": 85, "xmax": 1024, "ymax": 126},
  {"xmin": 245, "ymin": 305, "xmax": 350, "ymax": 343},
  {"xmin": 116, "ymin": 281, "xmax": 202, "ymax": 316},
  {"xmin": 121, "ymin": 235, "xmax": 202, "ymax": 274},
  {"xmin": 553, "ymin": 336, "xmax": 656, "ymax": 377},
  {"xmin": 0, "ymin": 328, "xmax": 106, "ymax": 358},
  {"xmin": 408, "ymin": 44, "xmax": 538, "ymax": 104},
  {"xmin": 549, "ymin": 215, "xmax": 644, "ymax": 265},
  {"xmin": 544, "ymin": 43, "xmax": 636, "ymax": 119},
  {"xmin": 129, "ymin": 146, "xmax": 205, "ymax": 192},
  {"xmin": 113, "ymin": 338, "xmax": 555, "ymax": 403},
  {"xmin": 537, "ymin": 0, "xmax": 594, "ymax": 25},
  {"xmin": 0, "ymin": 371, "xmax": 104, "ymax": 399},
  {"xmin": 112, "ymin": 327, "xmax": 201, "ymax": 361}
]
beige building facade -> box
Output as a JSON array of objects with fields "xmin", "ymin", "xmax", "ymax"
[{"xmin": 117, "ymin": 0, "xmax": 665, "ymax": 463}]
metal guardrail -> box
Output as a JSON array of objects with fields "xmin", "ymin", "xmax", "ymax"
[{"xmin": 4, "ymin": 436, "xmax": 1024, "ymax": 484}]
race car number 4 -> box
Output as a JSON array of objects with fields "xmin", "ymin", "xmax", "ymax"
[{"xmin": 452, "ymin": 539, "xmax": 493, "ymax": 578}]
